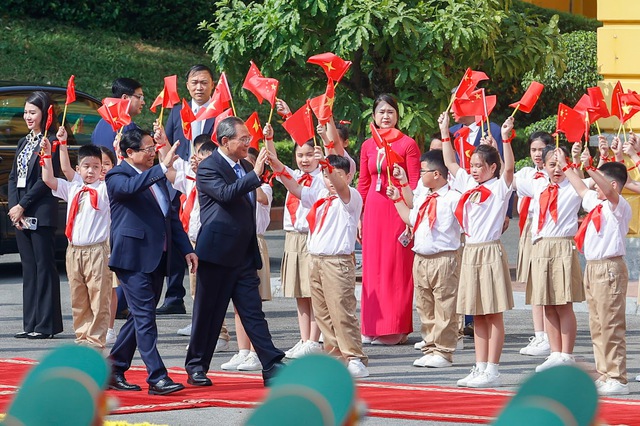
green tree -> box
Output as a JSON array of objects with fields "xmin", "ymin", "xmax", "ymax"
[{"xmin": 200, "ymin": 0, "xmax": 563, "ymax": 146}]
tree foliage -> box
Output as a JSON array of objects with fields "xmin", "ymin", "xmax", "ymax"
[{"xmin": 200, "ymin": 0, "xmax": 564, "ymax": 146}]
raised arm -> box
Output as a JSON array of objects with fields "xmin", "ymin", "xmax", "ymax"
[
  {"xmin": 56, "ymin": 127, "xmax": 75, "ymax": 181},
  {"xmin": 40, "ymin": 138, "xmax": 58, "ymax": 191},
  {"xmin": 500, "ymin": 116, "xmax": 515, "ymax": 187},
  {"xmin": 316, "ymin": 146, "xmax": 351, "ymax": 204},
  {"xmin": 266, "ymin": 149, "xmax": 302, "ymax": 199},
  {"xmin": 438, "ymin": 111, "xmax": 460, "ymax": 176},
  {"xmin": 386, "ymin": 185, "xmax": 411, "ymax": 225},
  {"xmin": 556, "ymin": 147, "xmax": 589, "ymax": 198}
]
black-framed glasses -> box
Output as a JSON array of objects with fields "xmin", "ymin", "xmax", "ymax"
[{"xmin": 135, "ymin": 145, "xmax": 156, "ymax": 154}]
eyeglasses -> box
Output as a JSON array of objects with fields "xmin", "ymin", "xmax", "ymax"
[
  {"xmin": 135, "ymin": 145, "xmax": 156, "ymax": 154},
  {"xmin": 420, "ymin": 169, "xmax": 437, "ymax": 175},
  {"xmin": 131, "ymin": 94, "xmax": 145, "ymax": 101},
  {"xmin": 231, "ymin": 136, "xmax": 253, "ymax": 145}
]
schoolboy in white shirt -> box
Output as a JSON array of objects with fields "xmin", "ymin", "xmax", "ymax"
[
  {"xmin": 268, "ymin": 148, "xmax": 369, "ymax": 379},
  {"xmin": 387, "ymin": 150, "xmax": 461, "ymax": 368},
  {"xmin": 41, "ymin": 141, "xmax": 111, "ymax": 348}
]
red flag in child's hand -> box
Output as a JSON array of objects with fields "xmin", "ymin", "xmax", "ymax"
[
  {"xmin": 150, "ymin": 75, "xmax": 180, "ymax": 113},
  {"xmin": 243, "ymin": 61, "xmax": 264, "ymax": 100},
  {"xmin": 610, "ymin": 81, "xmax": 624, "ymax": 121},
  {"xmin": 308, "ymin": 79, "xmax": 335, "ymax": 125},
  {"xmin": 99, "ymin": 98, "xmax": 130, "ymax": 131},
  {"xmin": 246, "ymin": 111, "xmax": 262, "ymax": 150},
  {"xmin": 370, "ymin": 123, "xmax": 402, "ymax": 166},
  {"xmin": 509, "ymin": 81, "xmax": 544, "ymax": 114},
  {"xmin": 453, "ymin": 127, "xmax": 474, "ymax": 172},
  {"xmin": 556, "ymin": 103, "xmax": 585, "ymax": 142},
  {"xmin": 282, "ymin": 101, "xmax": 315, "ymax": 146},
  {"xmin": 210, "ymin": 108, "xmax": 234, "ymax": 145},
  {"xmin": 454, "ymin": 68, "xmax": 489, "ymax": 100},
  {"xmin": 475, "ymin": 95, "xmax": 496, "ymax": 125},
  {"xmin": 180, "ymin": 99, "xmax": 196, "ymax": 141},
  {"xmin": 196, "ymin": 72, "xmax": 233, "ymax": 121},
  {"xmin": 587, "ymin": 87, "xmax": 610, "ymax": 121},
  {"xmin": 307, "ymin": 52, "xmax": 352, "ymax": 83},
  {"xmin": 45, "ymin": 105, "xmax": 54, "ymax": 132},
  {"xmin": 452, "ymin": 89, "xmax": 485, "ymax": 119},
  {"xmin": 65, "ymin": 75, "xmax": 76, "ymax": 105},
  {"xmin": 242, "ymin": 61, "xmax": 279, "ymax": 107},
  {"xmin": 619, "ymin": 91, "xmax": 640, "ymax": 123}
]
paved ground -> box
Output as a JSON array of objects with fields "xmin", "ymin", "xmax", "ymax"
[{"xmin": 2, "ymin": 223, "xmax": 640, "ymax": 425}]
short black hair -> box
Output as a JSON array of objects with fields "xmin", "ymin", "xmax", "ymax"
[
  {"xmin": 420, "ymin": 149, "xmax": 448, "ymax": 178},
  {"xmin": 78, "ymin": 144, "xmax": 102, "ymax": 164},
  {"xmin": 112, "ymin": 78, "xmax": 142, "ymax": 98},
  {"xmin": 599, "ymin": 162, "xmax": 627, "ymax": 190},
  {"xmin": 473, "ymin": 144, "xmax": 501, "ymax": 178},
  {"xmin": 193, "ymin": 134, "xmax": 210, "ymax": 150},
  {"xmin": 326, "ymin": 154, "xmax": 351, "ymax": 175},
  {"xmin": 185, "ymin": 64, "xmax": 214, "ymax": 81},
  {"xmin": 217, "ymin": 116, "xmax": 245, "ymax": 142},
  {"xmin": 119, "ymin": 128, "xmax": 151, "ymax": 157},
  {"xmin": 528, "ymin": 131, "xmax": 554, "ymax": 147},
  {"xmin": 198, "ymin": 141, "xmax": 217, "ymax": 155},
  {"xmin": 99, "ymin": 146, "xmax": 117, "ymax": 165},
  {"xmin": 542, "ymin": 145, "xmax": 567, "ymax": 164},
  {"xmin": 25, "ymin": 91, "xmax": 55, "ymax": 133}
]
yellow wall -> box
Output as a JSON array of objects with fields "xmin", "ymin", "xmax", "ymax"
[{"xmin": 520, "ymin": 0, "xmax": 597, "ymax": 18}]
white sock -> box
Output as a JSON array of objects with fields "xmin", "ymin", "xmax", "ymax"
[
  {"xmin": 485, "ymin": 363, "xmax": 499, "ymax": 376},
  {"xmin": 476, "ymin": 362, "xmax": 487, "ymax": 372},
  {"xmin": 534, "ymin": 331, "xmax": 545, "ymax": 339},
  {"xmin": 560, "ymin": 352, "xmax": 574, "ymax": 360},
  {"xmin": 108, "ymin": 328, "xmax": 114, "ymax": 333},
  {"xmin": 239, "ymin": 349, "xmax": 250, "ymax": 356}
]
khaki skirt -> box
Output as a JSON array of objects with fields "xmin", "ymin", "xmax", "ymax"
[
  {"xmin": 257, "ymin": 234, "xmax": 272, "ymax": 301},
  {"xmin": 529, "ymin": 237, "xmax": 584, "ymax": 305},
  {"xmin": 280, "ymin": 231, "xmax": 311, "ymax": 298},
  {"xmin": 516, "ymin": 217, "xmax": 533, "ymax": 297},
  {"xmin": 457, "ymin": 240, "xmax": 514, "ymax": 315}
]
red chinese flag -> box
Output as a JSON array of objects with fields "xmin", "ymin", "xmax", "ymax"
[
  {"xmin": 180, "ymin": 99, "xmax": 196, "ymax": 140},
  {"xmin": 509, "ymin": 81, "xmax": 544, "ymax": 114},
  {"xmin": 475, "ymin": 94, "xmax": 496, "ymax": 124},
  {"xmin": 242, "ymin": 61, "xmax": 278, "ymax": 107},
  {"xmin": 307, "ymin": 52, "xmax": 352, "ymax": 83},
  {"xmin": 246, "ymin": 112, "xmax": 263, "ymax": 150},
  {"xmin": 65, "ymin": 75, "xmax": 76, "ymax": 105},
  {"xmin": 556, "ymin": 103, "xmax": 585, "ymax": 143},
  {"xmin": 453, "ymin": 126, "xmax": 474, "ymax": 172},
  {"xmin": 619, "ymin": 92, "xmax": 640, "ymax": 123},
  {"xmin": 282, "ymin": 101, "xmax": 315, "ymax": 146},
  {"xmin": 196, "ymin": 73, "xmax": 233, "ymax": 121},
  {"xmin": 452, "ymin": 89, "xmax": 485, "ymax": 119},
  {"xmin": 243, "ymin": 61, "xmax": 264, "ymax": 101},
  {"xmin": 308, "ymin": 79, "xmax": 335, "ymax": 125},
  {"xmin": 45, "ymin": 105, "xmax": 54, "ymax": 132},
  {"xmin": 587, "ymin": 87, "xmax": 610, "ymax": 121},
  {"xmin": 573, "ymin": 94, "xmax": 591, "ymax": 116},
  {"xmin": 455, "ymin": 68, "xmax": 489, "ymax": 100},
  {"xmin": 210, "ymin": 108, "xmax": 235, "ymax": 144},
  {"xmin": 610, "ymin": 81, "xmax": 624, "ymax": 121},
  {"xmin": 150, "ymin": 75, "xmax": 180, "ymax": 113}
]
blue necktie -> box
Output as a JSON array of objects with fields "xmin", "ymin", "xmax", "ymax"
[{"xmin": 233, "ymin": 163, "xmax": 253, "ymax": 204}]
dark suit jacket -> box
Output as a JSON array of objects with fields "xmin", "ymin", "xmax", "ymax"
[
  {"xmin": 8, "ymin": 136, "xmax": 60, "ymax": 227},
  {"xmin": 165, "ymin": 102, "xmax": 215, "ymax": 161},
  {"xmin": 195, "ymin": 150, "xmax": 261, "ymax": 269},
  {"xmin": 450, "ymin": 122, "xmax": 504, "ymax": 157},
  {"xmin": 106, "ymin": 161, "xmax": 193, "ymax": 274}
]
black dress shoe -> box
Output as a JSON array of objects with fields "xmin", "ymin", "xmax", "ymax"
[
  {"xmin": 109, "ymin": 374, "xmax": 142, "ymax": 391},
  {"xmin": 262, "ymin": 361, "xmax": 285, "ymax": 387},
  {"xmin": 27, "ymin": 332, "xmax": 53, "ymax": 339},
  {"xmin": 156, "ymin": 302, "xmax": 186, "ymax": 315},
  {"xmin": 187, "ymin": 371, "xmax": 212, "ymax": 386},
  {"xmin": 115, "ymin": 308, "xmax": 130, "ymax": 320},
  {"xmin": 149, "ymin": 378, "xmax": 185, "ymax": 395},
  {"xmin": 14, "ymin": 331, "xmax": 30, "ymax": 339}
]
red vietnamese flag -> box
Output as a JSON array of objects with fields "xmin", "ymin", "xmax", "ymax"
[
  {"xmin": 242, "ymin": 61, "xmax": 279, "ymax": 107},
  {"xmin": 556, "ymin": 103, "xmax": 585, "ymax": 142},
  {"xmin": 150, "ymin": 75, "xmax": 180, "ymax": 113},
  {"xmin": 196, "ymin": 73, "xmax": 233, "ymax": 121},
  {"xmin": 586, "ymin": 87, "xmax": 610, "ymax": 121},
  {"xmin": 509, "ymin": 81, "xmax": 544, "ymax": 113},
  {"xmin": 45, "ymin": 105, "xmax": 54, "ymax": 132},
  {"xmin": 452, "ymin": 89, "xmax": 485, "ymax": 119},
  {"xmin": 453, "ymin": 126, "xmax": 474, "ymax": 172},
  {"xmin": 455, "ymin": 68, "xmax": 489, "ymax": 100},
  {"xmin": 210, "ymin": 108, "xmax": 235, "ymax": 145},
  {"xmin": 610, "ymin": 81, "xmax": 624, "ymax": 121},
  {"xmin": 369, "ymin": 123, "xmax": 403, "ymax": 167},
  {"xmin": 282, "ymin": 101, "xmax": 315, "ymax": 146},
  {"xmin": 308, "ymin": 79, "xmax": 335, "ymax": 125},
  {"xmin": 377, "ymin": 127, "xmax": 404, "ymax": 143},
  {"xmin": 99, "ymin": 98, "xmax": 130, "ymax": 131},
  {"xmin": 179, "ymin": 99, "xmax": 196, "ymax": 140},
  {"xmin": 246, "ymin": 112, "xmax": 263, "ymax": 150},
  {"xmin": 65, "ymin": 75, "xmax": 76, "ymax": 105},
  {"xmin": 619, "ymin": 91, "xmax": 640, "ymax": 123},
  {"xmin": 307, "ymin": 52, "xmax": 352, "ymax": 83}
]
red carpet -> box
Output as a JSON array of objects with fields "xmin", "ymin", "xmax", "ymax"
[{"xmin": 1, "ymin": 358, "xmax": 639, "ymax": 424}]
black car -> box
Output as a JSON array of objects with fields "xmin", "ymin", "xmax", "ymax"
[{"xmin": 0, "ymin": 82, "xmax": 103, "ymax": 255}]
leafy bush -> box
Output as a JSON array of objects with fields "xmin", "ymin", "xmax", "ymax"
[
  {"xmin": 2, "ymin": 0, "xmax": 213, "ymax": 45},
  {"xmin": 511, "ymin": 1, "xmax": 601, "ymax": 33}
]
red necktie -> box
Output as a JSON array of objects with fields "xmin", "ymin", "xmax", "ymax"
[
  {"xmin": 538, "ymin": 183, "xmax": 559, "ymax": 232},
  {"xmin": 286, "ymin": 173, "xmax": 312, "ymax": 226},
  {"xmin": 179, "ymin": 176, "xmax": 198, "ymax": 233},
  {"xmin": 65, "ymin": 187, "xmax": 99, "ymax": 241},
  {"xmin": 518, "ymin": 171, "xmax": 546, "ymax": 235},
  {"xmin": 306, "ymin": 195, "xmax": 337, "ymax": 234},
  {"xmin": 414, "ymin": 192, "xmax": 439, "ymax": 232},
  {"xmin": 574, "ymin": 203, "xmax": 602, "ymax": 253},
  {"xmin": 454, "ymin": 185, "xmax": 492, "ymax": 232}
]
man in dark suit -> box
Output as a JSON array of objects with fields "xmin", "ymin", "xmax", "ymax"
[
  {"xmin": 106, "ymin": 128, "xmax": 198, "ymax": 395},
  {"xmin": 156, "ymin": 64, "xmax": 216, "ymax": 315},
  {"xmin": 185, "ymin": 117, "xmax": 284, "ymax": 387}
]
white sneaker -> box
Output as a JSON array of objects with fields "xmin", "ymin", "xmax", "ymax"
[
  {"xmin": 361, "ymin": 335, "xmax": 373, "ymax": 344},
  {"xmin": 413, "ymin": 354, "xmax": 452, "ymax": 368},
  {"xmin": 519, "ymin": 335, "xmax": 550, "ymax": 356},
  {"xmin": 535, "ymin": 353, "xmax": 574, "ymax": 373},
  {"xmin": 456, "ymin": 338, "xmax": 464, "ymax": 351},
  {"xmin": 467, "ymin": 371, "xmax": 502, "ymax": 388},
  {"xmin": 636, "ymin": 374, "xmax": 640, "ymax": 382},
  {"xmin": 414, "ymin": 340, "xmax": 426, "ymax": 350},
  {"xmin": 177, "ymin": 323, "xmax": 192, "ymax": 336},
  {"xmin": 106, "ymin": 328, "xmax": 117, "ymax": 345},
  {"xmin": 598, "ymin": 379, "xmax": 629, "ymax": 396},
  {"xmin": 291, "ymin": 341, "xmax": 323, "ymax": 359},
  {"xmin": 457, "ymin": 366, "xmax": 482, "ymax": 387},
  {"xmin": 237, "ymin": 352, "xmax": 262, "ymax": 371},
  {"xmin": 347, "ymin": 359, "xmax": 370, "ymax": 378},
  {"xmin": 222, "ymin": 352, "xmax": 249, "ymax": 370},
  {"xmin": 215, "ymin": 338, "xmax": 230, "ymax": 352},
  {"xmin": 284, "ymin": 340, "xmax": 304, "ymax": 358},
  {"xmin": 595, "ymin": 379, "xmax": 607, "ymax": 389}
]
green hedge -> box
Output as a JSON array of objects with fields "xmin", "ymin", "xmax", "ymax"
[
  {"xmin": 2, "ymin": 0, "xmax": 213, "ymax": 46},
  {"xmin": 511, "ymin": 1, "xmax": 601, "ymax": 33}
]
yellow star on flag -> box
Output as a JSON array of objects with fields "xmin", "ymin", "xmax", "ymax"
[
  {"xmin": 252, "ymin": 120, "xmax": 260, "ymax": 131},
  {"xmin": 324, "ymin": 61, "xmax": 335, "ymax": 72},
  {"xmin": 622, "ymin": 104, "xmax": 632, "ymax": 115}
]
